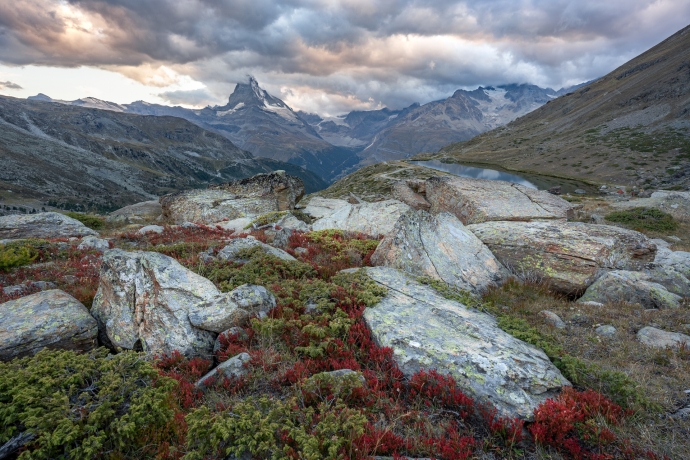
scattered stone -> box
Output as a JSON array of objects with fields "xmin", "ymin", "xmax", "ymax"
[
  {"xmin": 425, "ymin": 176, "xmax": 575, "ymax": 225},
  {"xmin": 161, "ymin": 172, "xmax": 304, "ymax": 225},
  {"xmin": 595, "ymin": 325, "xmax": 617, "ymax": 337},
  {"xmin": 0, "ymin": 290, "xmax": 98, "ymax": 361},
  {"xmin": 107, "ymin": 200, "xmax": 162, "ymax": 224},
  {"xmin": 294, "ymin": 247, "xmax": 308, "ymax": 256},
  {"xmin": 468, "ymin": 221, "xmax": 657, "ymax": 294},
  {"xmin": 607, "ymin": 190, "xmax": 690, "ymax": 222},
  {"xmin": 539, "ymin": 310, "xmax": 566, "ymax": 329},
  {"xmin": 311, "ymin": 200, "xmax": 411, "ymax": 238},
  {"xmin": 371, "ymin": 210, "xmax": 507, "ymax": 295},
  {"xmin": 547, "ymin": 186, "xmax": 562, "ymax": 195},
  {"xmin": 272, "ymin": 228, "xmax": 293, "ymax": 249},
  {"xmin": 359, "ymin": 267, "xmax": 570, "ymax": 419},
  {"xmin": 138, "ymin": 225, "xmax": 165, "ymax": 235},
  {"xmin": 645, "ymin": 246, "xmax": 690, "ymax": 296},
  {"xmin": 180, "ymin": 221, "xmax": 198, "ymax": 229},
  {"xmin": 589, "ymin": 214, "xmax": 605, "ymax": 224},
  {"xmin": 275, "ymin": 212, "xmax": 310, "ymax": 232},
  {"xmin": 672, "ymin": 407, "xmax": 690, "ymax": 420},
  {"xmin": 391, "ymin": 180, "xmax": 431, "ymax": 210},
  {"xmin": 574, "ymin": 189, "xmax": 587, "ymax": 195},
  {"xmin": 579, "ymin": 270, "xmax": 682, "ymax": 309},
  {"xmin": 77, "ymin": 236, "xmax": 111, "ymax": 252},
  {"xmin": 637, "ymin": 326, "xmax": 690, "ymax": 349},
  {"xmin": 0, "ymin": 212, "xmax": 98, "ymax": 240},
  {"xmin": 2, "ymin": 281, "xmax": 57, "ymax": 297},
  {"xmin": 213, "ymin": 327, "xmax": 249, "ymax": 353},
  {"xmin": 217, "ymin": 238, "xmax": 296, "ymax": 263},
  {"xmin": 213, "ymin": 217, "xmax": 254, "ymax": 234},
  {"xmin": 580, "ymin": 301, "xmax": 604, "ymax": 307},
  {"xmin": 313, "ymin": 369, "xmax": 367, "ymax": 386},
  {"xmin": 91, "ymin": 249, "xmax": 219, "ymax": 357},
  {"xmin": 189, "ymin": 285, "xmax": 276, "ymax": 333},
  {"xmin": 196, "ymin": 352, "xmax": 251, "ymax": 390}
]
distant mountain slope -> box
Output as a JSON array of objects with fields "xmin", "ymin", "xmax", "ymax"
[
  {"xmin": 427, "ymin": 26, "xmax": 690, "ymax": 190},
  {"xmin": 298, "ymin": 84, "xmax": 586, "ymax": 177},
  {"xmin": 0, "ymin": 96, "xmax": 327, "ymax": 212}
]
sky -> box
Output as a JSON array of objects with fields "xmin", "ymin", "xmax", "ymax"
[{"xmin": 0, "ymin": 1, "xmax": 689, "ymax": 116}]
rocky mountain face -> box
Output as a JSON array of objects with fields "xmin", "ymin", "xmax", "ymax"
[
  {"xmin": 427, "ymin": 25, "xmax": 690, "ymax": 190},
  {"xmin": 298, "ymin": 83, "xmax": 585, "ymax": 176},
  {"xmin": 0, "ymin": 96, "xmax": 326, "ymax": 212}
]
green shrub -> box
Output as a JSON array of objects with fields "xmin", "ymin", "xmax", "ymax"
[
  {"xmin": 0, "ymin": 348, "xmax": 176, "ymax": 459},
  {"xmin": 64, "ymin": 212, "xmax": 105, "ymax": 230},
  {"xmin": 605, "ymin": 207, "xmax": 678, "ymax": 232},
  {"xmin": 0, "ymin": 244, "xmax": 38, "ymax": 271}
]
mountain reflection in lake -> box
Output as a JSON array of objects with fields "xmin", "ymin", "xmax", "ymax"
[{"xmin": 413, "ymin": 160, "xmax": 538, "ymax": 189}]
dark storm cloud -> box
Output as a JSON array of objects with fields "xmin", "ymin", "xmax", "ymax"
[
  {"xmin": 0, "ymin": 81, "xmax": 22, "ymax": 90},
  {"xmin": 0, "ymin": 0, "xmax": 688, "ymax": 112}
]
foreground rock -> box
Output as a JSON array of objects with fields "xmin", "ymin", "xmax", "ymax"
[
  {"xmin": 391, "ymin": 180, "xmax": 431, "ymax": 211},
  {"xmin": 645, "ymin": 246, "xmax": 690, "ymax": 297},
  {"xmin": 189, "ymin": 285, "xmax": 276, "ymax": 333},
  {"xmin": 217, "ymin": 238, "xmax": 296, "ymax": 263},
  {"xmin": 359, "ymin": 267, "xmax": 570, "ymax": 419},
  {"xmin": 107, "ymin": 200, "xmax": 162, "ymax": 224},
  {"xmin": 303, "ymin": 197, "xmax": 350, "ymax": 220},
  {"xmin": 371, "ymin": 210, "xmax": 507, "ymax": 295},
  {"xmin": 468, "ymin": 221, "xmax": 657, "ymax": 294},
  {"xmin": 0, "ymin": 290, "xmax": 98, "ymax": 360},
  {"xmin": 637, "ymin": 326, "xmax": 690, "ymax": 349},
  {"xmin": 0, "ymin": 212, "xmax": 98, "ymax": 240},
  {"xmin": 312, "ymin": 200, "xmax": 411, "ymax": 237},
  {"xmin": 77, "ymin": 236, "xmax": 110, "ymax": 253},
  {"xmin": 196, "ymin": 352, "xmax": 251, "ymax": 390},
  {"xmin": 160, "ymin": 171, "xmax": 304, "ymax": 224},
  {"xmin": 92, "ymin": 249, "xmax": 220, "ymax": 357},
  {"xmin": 425, "ymin": 176, "xmax": 575, "ymax": 224},
  {"xmin": 578, "ymin": 270, "xmax": 682, "ymax": 309}
]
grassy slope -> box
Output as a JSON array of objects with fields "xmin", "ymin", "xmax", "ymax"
[{"xmin": 421, "ymin": 25, "xmax": 690, "ymax": 190}]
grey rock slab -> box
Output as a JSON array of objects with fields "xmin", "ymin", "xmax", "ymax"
[
  {"xmin": 391, "ymin": 180, "xmax": 431, "ymax": 211},
  {"xmin": 312, "ymin": 199, "xmax": 411, "ymax": 238},
  {"xmin": 595, "ymin": 325, "xmax": 617, "ymax": 337},
  {"xmin": 0, "ymin": 212, "xmax": 98, "ymax": 240},
  {"xmin": 189, "ymin": 284, "xmax": 276, "ymax": 333},
  {"xmin": 275, "ymin": 213, "xmax": 310, "ymax": 232},
  {"xmin": 217, "ymin": 238, "xmax": 296, "ymax": 263},
  {"xmin": 539, "ymin": 310, "xmax": 566, "ymax": 329},
  {"xmin": 646, "ymin": 246, "xmax": 690, "ymax": 296},
  {"xmin": 425, "ymin": 176, "xmax": 575, "ymax": 225},
  {"xmin": 0, "ymin": 290, "xmax": 98, "ymax": 361},
  {"xmin": 371, "ymin": 210, "xmax": 507, "ymax": 295},
  {"xmin": 77, "ymin": 236, "xmax": 111, "ymax": 252},
  {"xmin": 196, "ymin": 352, "xmax": 251, "ymax": 390},
  {"xmin": 359, "ymin": 266, "xmax": 570, "ymax": 419},
  {"xmin": 303, "ymin": 197, "xmax": 350, "ymax": 219},
  {"xmin": 637, "ymin": 326, "xmax": 690, "ymax": 349},
  {"xmin": 107, "ymin": 200, "xmax": 162, "ymax": 224},
  {"xmin": 91, "ymin": 249, "xmax": 219, "ymax": 357},
  {"xmin": 138, "ymin": 225, "xmax": 165, "ymax": 235},
  {"xmin": 468, "ymin": 221, "xmax": 657, "ymax": 294},
  {"xmin": 579, "ymin": 270, "xmax": 681, "ymax": 309},
  {"xmin": 213, "ymin": 217, "xmax": 254, "ymax": 234}
]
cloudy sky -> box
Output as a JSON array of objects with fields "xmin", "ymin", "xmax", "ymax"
[{"xmin": 0, "ymin": 1, "xmax": 688, "ymax": 116}]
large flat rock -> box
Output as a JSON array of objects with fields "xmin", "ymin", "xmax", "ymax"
[
  {"xmin": 578, "ymin": 270, "xmax": 682, "ymax": 309},
  {"xmin": 360, "ymin": 267, "xmax": 570, "ymax": 419},
  {"xmin": 371, "ymin": 210, "xmax": 507, "ymax": 295},
  {"xmin": 160, "ymin": 171, "xmax": 304, "ymax": 225},
  {"xmin": 107, "ymin": 200, "xmax": 162, "ymax": 224},
  {"xmin": 0, "ymin": 290, "xmax": 98, "ymax": 361},
  {"xmin": 467, "ymin": 221, "xmax": 657, "ymax": 294},
  {"xmin": 0, "ymin": 212, "xmax": 98, "ymax": 240},
  {"xmin": 311, "ymin": 199, "xmax": 411, "ymax": 237},
  {"xmin": 425, "ymin": 176, "xmax": 575, "ymax": 224}
]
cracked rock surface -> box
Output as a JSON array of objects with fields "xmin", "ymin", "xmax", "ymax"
[
  {"xmin": 371, "ymin": 210, "xmax": 507, "ymax": 295},
  {"xmin": 311, "ymin": 199, "xmax": 411, "ymax": 237},
  {"xmin": 359, "ymin": 266, "xmax": 570, "ymax": 419},
  {"xmin": 0, "ymin": 212, "xmax": 98, "ymax": 240}
]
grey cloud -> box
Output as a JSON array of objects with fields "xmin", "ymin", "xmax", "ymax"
[
  {"xmin": 158, "ymin": 88, "xmax": 221, "ymax": 106},
  {"xmin": 0, "ymin": 80, "xmax": 22, "ymax": 90},
  {"xmin": 0, "ymin": 0, "xmax": 688, "ymax": 114}
]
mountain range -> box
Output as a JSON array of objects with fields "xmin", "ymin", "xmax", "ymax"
[
  {"xmin": 0, "ymin": 96, "xmax": 326, "ymax": 212},
  {"xmin": 30, "ymin": 78, "xmax": 585, "ymax": 182},
  {"xmin": 425, "ymin": 25, "xmax": 690, "ymax": 190}
]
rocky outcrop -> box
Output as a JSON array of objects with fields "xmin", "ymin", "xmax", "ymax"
[
  {"xmin": 0, "ymin": 290, "xmax": 98, "ymax": 361},
  {"xmin": 467, "ymin": 221, "xmax": 657, "ymax": 294},
  {"xmin": 91, "ymin": 249, "xmax": 220, "ymax": 357},
  {"xmin": 311, "ymin": 200, "xmax": 411, "ymax": 238},
  {"xmin": 77, "ymin": 236, "xmax": 111, "ymax": 253},
  {"xmin": 189, "ymin": 285, "xmax": 276, "ymax": 333},
  {"xmin": 107, "ymin": 200, "xmax": 162, "ymax": 224},
  {"xmin": 303, "ymin": 197, "xmax": 350, "ymax": 219},
  {"xmin": 217, "ymin": 238, "xmax": 296, "ymax": 263},
  {"xmin": 645, "ymin": 246, "xmax": 690, "ymax": 296},
  {"xmin": 425, "ymin": 176, "xmax": 575, "ymax": 224},
  {"xmin": 0, "ymin": 212, "xmax": 98, "ymax": 240},
  {"xmin": 578, "ymin": 271, "xmax": 682, "ymax": 309},
  {"xmin": 160, "ymin": 171, "xmax": 304, "ymax": 225},
  {"xmin": 359, "ymin": 267, "xmax": 570, "ymax": 419},
  {"xmin": 371, "ymin": 210, "xmax": 507, "ymax": 295},
  {"xmin": 637, "ymin": 326, "xmax": 690, "ymax": 349},
  {"xmin": 391, "ymin": 180, "xmax": 431, "ymax": 211}
]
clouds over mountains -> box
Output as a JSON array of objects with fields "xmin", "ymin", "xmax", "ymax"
[{"xmin": 1, "ymin": 1, "xmax": 689, "ymax": 114}]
